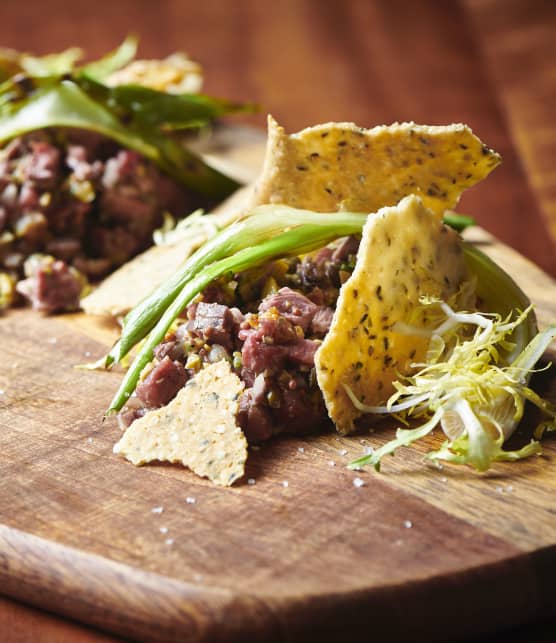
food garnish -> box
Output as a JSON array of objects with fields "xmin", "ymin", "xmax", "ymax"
[
  {"xmin": 114, "ymin": 360, "xmax": 247, "ymax": 487},
  {"xmin": 104, "ymin": 119, "xmax": 555, "ymax": 484},
  {"xmin": 0, "ymin": 37, "xmax": 253, "ymax": 312},
  {"xmin": 347, "ymin": 305, "xmax": 556, "ymax": 472},
  {"xmin": 315, "ymin": 194, "xmax": 475, "ymax": 434}
]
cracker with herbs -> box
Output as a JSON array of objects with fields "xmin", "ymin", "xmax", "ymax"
[
  {"xmin": 113, "ymin": 360, "xmax": 247, "ymax": 486},
  {"xmin": 315, "ymin": 195, "xmax": 474, "ymax": 434},
  {"xmin": 251, "ymin": 116, "xmax": 500, "ymax": 215}
]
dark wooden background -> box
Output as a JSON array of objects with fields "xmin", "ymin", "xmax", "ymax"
[{"xmin": 1, "ymin": 0, "xmax": 555, "ymax": 641}]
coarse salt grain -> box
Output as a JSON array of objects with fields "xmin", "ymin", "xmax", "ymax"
[
  {"xmin": 151, "ymin": 506, "xmax": 164, "ymax": 514},
  {"xmin": 328, "ymin": 460, "xmax": 336, "ymax": 467},
  {"xmin": 282, "ymin": 480, "xmax": 289, "ymax": 488},
  {"xmin": 185, "ymin": 497, "xmax": 196, "ymax": 504},
  {"xmin": 403, "ymin": 520, "xmax": 413, "ymax": 529},
  {"xmin": 338, "ymin": 449, "xmax": 348, "ymax": 456},
  {"xmin": 48, "ymin": 337, "xmax": 58, "ymax": 344},
  {"xmin": 297, "ymin": 447, "xmax": 305, "ymax": 453},
  {"xmin": 165, "ymin": 538, "xmax": 174, "ymax": 546},
  {"xmin": 87, "ymin": 437, "xmax": 93, "ymax": 444},
  {"xmin": 247, "ymin": 478, "xmax": 256, "ymax": 485},
  {"xmin": 159, "ymin": 527, "xmax": 169, "ymax": 534},
  {"xmin": 353, "ymin": 477, "xmax": 365, "ymax": 488},
  {"xmin": 84, "ymin": 351, "xmax": 91, "ymax": 357},
  {"xmin": 364, "ymin": 446, "xmax": 374, "ymax": 455}
]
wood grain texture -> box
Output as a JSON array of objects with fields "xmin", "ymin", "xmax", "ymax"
[
  {"xmin": 0, "ymin": 136, "xmax": 556, "ymax": 643},
  {"xmin": 1, "ymin": 0, "xmax": 556, "ymax": 641}
]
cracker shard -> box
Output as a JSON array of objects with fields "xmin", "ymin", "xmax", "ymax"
[
  {"xmin": 315, "ymin": 195, "xmax": 473, "ymax": 434},
  {"xmin": 251, "ymin": 116, "xmax": 500, "ymax": 215},
  {"xmin": 113, "ymin": 361, "xmax": 247, "ymax": 486}
]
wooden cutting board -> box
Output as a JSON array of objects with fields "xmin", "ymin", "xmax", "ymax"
[{"xmin": 1, "ymin": 129, "xmax": 556, "ymax": 643}]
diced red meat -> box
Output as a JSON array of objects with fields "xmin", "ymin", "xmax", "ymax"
[
  {"xmin": 90, "ymin": 225, "xmax": 142, "ymax": 267},
  {"xmin": 283, "ymin": 339, "xmax": 319, "ymax": 366},
  {"xmin": 66, "ymin": 145, "xmax": 103, "ymax": 182},
  {"xmin": 271, "ymin": 385, "xmax": 325, "ymax": 435},
  {"xmin": 18, "ymin": 182, "xmax": 40, "ymax": 211},
  {"xmin": 22, "ymin": 141, "xmax": 61, "ymax": 188},
  {"xmin": 47, "ymin": 198, "xmax": 91, "ymax": 237},
  {"xmin": 102, "ymin": 150, "xmax": 142, "ymax": 189},
  {"xmin": 1, "ymin": 132, "xmax": 194, "ymax": 312},
  {"xmin": 136, "ymin": 356, "xmax": 188, "ymax": 409},
  {"xmin": 16, "ymin": 257, "xmax": 83, "ymax": 313},
  {"xmin": 311, "ymin": 306, "xmax": 335, "ymax": 336},
  {"xmin": 100, "ymin": 185, "xmax": 157, "ymax": 226},
  {"xmin": 0, "ymin": 206, "xmax": 7, "ymax": 233},
  {"xmin": 241, "ymin": 333, "xmax": 288, "ymax": 372},
  {"xmin": 45, "ymin": 238, "xmax": 82, "ymax": 261},
  {"xmin": 237, "ymin": 390, "xmax": 274, "ymax": 442},
  {"xmin": 241, "ymin": 330, "xmax": 319, "ymax": 372},
  {"xmin": 331, "ymin": 235, "xmax": 359, "ymax": 262},
  {"xmin": 187, "ymin": 302, "xmax": 234, "ymax": 348},
  {"xmin": 256, "ymin": 314, "xmax": 299, "ymax": 344},
  {"xmin": 117, "ymin": 406, "xmax": 148, "ymax": 430},
  {"xmin": 156, "ymin": 173, "xmax": 190, "ymax": 218},
  {"xmin": 296, "ymin": 246, "xmax": 344, "ymax": 292},
  {"xmin": 258, "ymin": 287, "xmax": 318, "ymax": 332},
  {"xmin": 154, "ymin": 337, "xmax": 185, "ymax": 362}
]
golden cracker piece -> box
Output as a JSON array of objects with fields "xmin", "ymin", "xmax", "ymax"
[
  {"xmin": 250, "ymin": 116, "xmax": 500, "ymax": 215},
  {"xmin": 315, "ymin": 195, "xmax": 474, "ymax": 434},
  {"xmin": 113, "ymin": 361, "xmax": 247, "ymax": 486},
  {"xmin": 106, "ymin": 53, "xmax": 203, "ymax": 94}
]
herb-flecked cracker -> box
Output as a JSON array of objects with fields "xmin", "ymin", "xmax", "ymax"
[
  {"xmin": 113, "ymin": 361, "xmax": 247, "ymax": 486},
  {"xmin": 250, "ymin": 116, "xmax": 500, "ymax": 215},
  {"xmin": 315, "ymin": 195, "xmax": 474, "ymax": 434}
]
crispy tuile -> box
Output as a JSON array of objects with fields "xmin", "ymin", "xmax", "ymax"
[
  {"xmin": 315, "ymin": 195, "xmax": 475, "ymax": 434},
  {"xmin": 250, "ymin": 116, "xmax": 500, "ymax": 215},
  {"xmin": 113, "ymin": 361, "xmax": 247, "ymax": 486}
]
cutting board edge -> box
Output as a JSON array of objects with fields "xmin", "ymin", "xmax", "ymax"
[{"xmin": 1, "ymin": 523, "xmax": 555, "ymax": 643}]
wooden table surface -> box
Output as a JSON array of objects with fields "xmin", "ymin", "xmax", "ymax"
[{"xmin": 1, "ymin": 0, "xmax": 555, "ymax": 641}]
